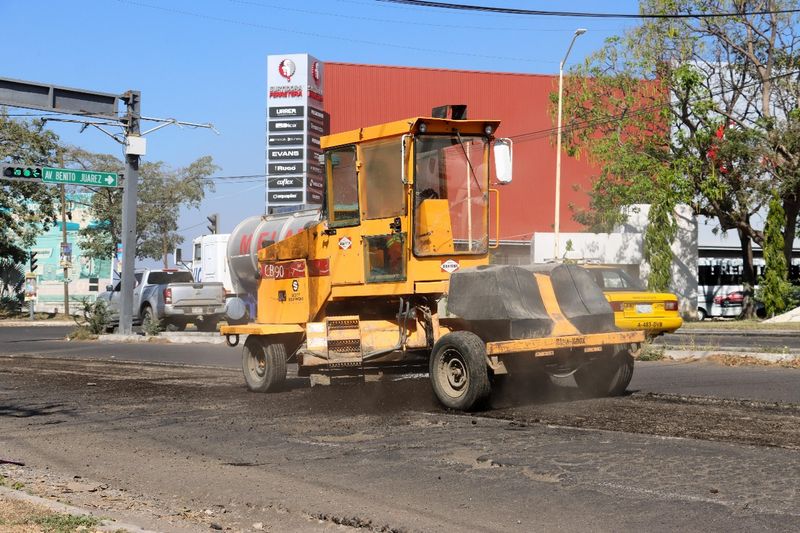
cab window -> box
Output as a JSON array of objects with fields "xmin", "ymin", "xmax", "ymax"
[
  {"xmin": 361, "ymin": 138, "xmax": 405, "ymax": 220},
  {"xmin": 325, "ymin": 146, "xmax": 359, "ymax": 227}
]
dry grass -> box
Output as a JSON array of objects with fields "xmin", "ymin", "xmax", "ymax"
[
  {"xmin": 0, "ymin": 497, "xmax": 101, "ymax": 533},
  {"xmin": 707, "ymin": 354, "xmax": 800, "ymax": 369},
  {"xmin": 681, "ymin": 320, "xmax": 800, "ymax": 331}
]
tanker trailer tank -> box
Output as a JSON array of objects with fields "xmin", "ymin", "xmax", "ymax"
[{"xmin": 225, "ymin": 209, "xmax": 321, "ymax": 322}]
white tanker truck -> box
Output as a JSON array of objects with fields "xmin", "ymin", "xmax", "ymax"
[{"xmin": 224, "ymin": 208, "xmax": 321, "ymax": 322}]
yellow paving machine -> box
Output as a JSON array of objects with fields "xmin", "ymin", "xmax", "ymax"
[{"xmin": 222, "ymin": 108, "xmax": 644, "ymax": 410}]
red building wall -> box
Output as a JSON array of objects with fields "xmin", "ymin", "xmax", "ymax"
[{"xmin": 323, "ymin": 62, "xmax": 600, "ymax": 242}]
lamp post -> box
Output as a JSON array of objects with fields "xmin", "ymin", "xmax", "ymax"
[{"xmin": 554, "ymin": 28, "xmax": 587, "ymax": 261}]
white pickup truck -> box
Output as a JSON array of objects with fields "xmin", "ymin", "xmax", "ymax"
[{"xmin": 99, "ymin": 269, "xmax": 226, "ymax": 332}]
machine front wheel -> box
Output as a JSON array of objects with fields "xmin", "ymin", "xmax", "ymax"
[
  {"xmin": 430, "ymin": 331, "xmax": 491, "ymax": 411},
  {"xmin": 574, "ymin": 348, "xmax": 634, "ymax": 397},
  {"xmin": 242, "ymin": 336, "xmax": 287, "ymax": 393}
]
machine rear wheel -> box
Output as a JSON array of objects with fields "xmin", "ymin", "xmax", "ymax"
[
  {"xmin": 430, "ymin": 331, "xmax": 490, "ymax": 411},
  {"xmin": 574, "ymin": 348, "xmax": 634, "ymax": 397},
  {"xmin": 242, "ymin": 336, "xmax": 287, "ymax": 393}
]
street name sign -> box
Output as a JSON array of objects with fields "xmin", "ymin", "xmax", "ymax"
[{"xmin": 42, "ymin": 167, "xmax": 119, "ymax": 187}]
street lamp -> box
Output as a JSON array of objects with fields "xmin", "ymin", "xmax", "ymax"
[{"xmin": 554, "ymin": 28, "xmax": 587, "ymax": 261}]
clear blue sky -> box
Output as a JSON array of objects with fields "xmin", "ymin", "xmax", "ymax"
[{"xmin": 2, "ymin": 0, "xmax": 640, "ymax": 260}]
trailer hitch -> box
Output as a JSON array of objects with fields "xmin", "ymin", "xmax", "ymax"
[{"xmin": 225, "ymin": 334, "xmax": 240, "ymax": 347}]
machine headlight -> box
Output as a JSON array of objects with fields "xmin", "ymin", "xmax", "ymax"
[
  {"xmin": 419, "ymin": 122, "xmax": 427, "ymax": 133},
  {"xmin": 484, "ymin": 125, "xmax": 493, "ymax": 135}
]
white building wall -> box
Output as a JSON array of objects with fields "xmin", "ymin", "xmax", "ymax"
[{"xmin": 531, "ymin": 204, "xmax": 698, "ymax": 318}]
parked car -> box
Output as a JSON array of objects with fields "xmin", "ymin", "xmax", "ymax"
[
  {"xmin": 584, "ymin": 265, "xmax": 683, "ymax": 337},
  {"xmin": 99, "ymin": 269, "xmax": 226, "ymax": 332}
]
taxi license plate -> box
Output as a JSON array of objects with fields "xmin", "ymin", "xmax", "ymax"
[
  {"xmin": 191, "ymin": 307, "xmax": 203, "ymax": 314},
  {"xmin": 635, "ymin": 304, "xmax": 653, "ymax": 314}
]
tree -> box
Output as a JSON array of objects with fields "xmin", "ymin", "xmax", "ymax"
[
  {"xmin": 0, "ymin": 111, "xmax": 61, "ymax": 263},
  {"xmin": 760, "ymin": 192, "xmax": 793, "ymax": 316},
  {"xmin": 561, "ymin": 0, "xmax": 800, "ymax": 318},
  {"xmin": 71, "ymin": 149, "xmax": 218, "ymax": 265}
]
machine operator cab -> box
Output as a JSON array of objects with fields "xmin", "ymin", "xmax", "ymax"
[{"xmin": 320, "ymin": 107, "xmax": 513, "ymax": 294}]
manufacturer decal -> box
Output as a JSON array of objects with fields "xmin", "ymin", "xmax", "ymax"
[
  {"xmin": 440, "ymin": 259, "xmax": 460, "ymax": 273},
  {"xmin": 278, "ymin": 58, "xmax": 296, "ymax": 81},
  {"xmin": 338, "ymin": 236, "xmax": 352, "ymax": 250},
  {"xmin": 292, "ymin": 280, "xmax": 300, "ymax": 292}
]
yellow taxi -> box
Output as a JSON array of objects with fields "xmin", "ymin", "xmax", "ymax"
[{"xmin": 584, "ymin": 265, "xmax": 683, "ymax": 338}]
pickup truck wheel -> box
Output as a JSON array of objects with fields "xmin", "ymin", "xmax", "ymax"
[
  {"xmin": 142, "ymin": 306, "xmax": 161, "ymax": 332},
  {"xmin": 430, "ymin": 331, "xmax": 490, "ymax": 411},
  {"xmin": 242, "ymin": 336, "xmax": 287, "ymax": 393},
  {"xmin": 574, "ymin": 348, "xmax": 634, "ymax": 397}
]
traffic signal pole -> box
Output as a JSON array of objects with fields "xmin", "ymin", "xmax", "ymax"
[{"xmin": 119, "ymin": 91, "xmax": 141, "ymax": 335}]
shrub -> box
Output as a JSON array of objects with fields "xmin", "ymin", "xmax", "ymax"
[{"xmin": 72, "ymin": 297, "xmax": 111, "ymax": 335}]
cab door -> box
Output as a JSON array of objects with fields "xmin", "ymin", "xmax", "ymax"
[
  {"xmin": 357, "ymin": 137, "xmax": 408, "ymax": 285},
  {"xmin": 324, "ymin": 145, "xmax": 364, "ymax": 286}
]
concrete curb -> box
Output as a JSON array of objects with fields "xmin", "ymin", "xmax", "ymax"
[
  {"xmin": 96, "ymin": 332, "xmax": 227, "ymax": 344},
  {"xmin": 672, "ymin": 329, "xmax": 800, "ymax": 337},
  {"xmin": 664, "ymin": 349, "xmax": 799, "ymax": 363},
  {"xmin": 0, "ymin": 320, "xmax": 75, "ymax": 327},
  {"xmin": 0, "ymin": 485, "xmax": 156, "ymax": 532}
]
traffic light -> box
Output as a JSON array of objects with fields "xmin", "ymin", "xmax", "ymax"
[
  {"xmin": 2, "ymin": 166, "xmax": 42, "ymax": 180},
  {"xmin": 29, "ymin": 251, "xmax": 38, "ymax": 273},
  {"xmin": 207, "ymin": 213, "xmax": 219, "ymax": 234}
]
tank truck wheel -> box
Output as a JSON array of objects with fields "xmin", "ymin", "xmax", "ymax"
[
  {"xmin": 574, "ymin": 347, "xmax": 634, "ymax": 397},
  {"xmin": 242, "ymin": 336, "xmax": 287, "ymax": 393},
  {"xmin": 430, "ymin": 331, "xmax": 491, "ymax": 411}
]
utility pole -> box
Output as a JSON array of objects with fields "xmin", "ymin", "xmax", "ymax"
[
  {"xmin": 60, "ymin": 184, "xmax": 70, "ymax": 315},
  {"xmin": 119, "ymin": 91, "xmax": 141, "ymax": 335}
]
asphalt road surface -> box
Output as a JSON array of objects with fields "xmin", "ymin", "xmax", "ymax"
[
  {"xmin": 1, "ymin": 325, "xmax": 798, "ymax": 531},
  {"xmin": 2, "ymin": 326, "xmax": 799, "ymax": 404}
]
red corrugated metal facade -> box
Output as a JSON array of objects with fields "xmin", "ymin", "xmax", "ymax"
[{"xmin": 323, "ymin": 62, "xmax": 600, "ymax": 243}]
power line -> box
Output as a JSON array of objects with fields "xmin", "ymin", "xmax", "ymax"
[
  {"xmin": 228, "ymin": 0, "xmax": 625, "ymax": 33},
  {"xmin": 114, "ymin": 0, "xmax": 555, "ymax": 64},
  {"xmin": 377, "ymin": 0, "xmax": 800, "ymax": 19}
]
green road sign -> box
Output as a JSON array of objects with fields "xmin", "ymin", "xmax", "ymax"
[{"xmin": 42, "ymin": 167, "xmax": 119, "ymax": 187}]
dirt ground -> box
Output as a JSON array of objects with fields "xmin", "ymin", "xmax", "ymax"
[{"xmin": 1, "ymin": 357, "xmax": 799, "ymax": 532}]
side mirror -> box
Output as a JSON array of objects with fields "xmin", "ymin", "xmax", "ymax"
[
  {"xmin": 105, "ymin": 284, "xmax": 113, "ymax": 292},
  {"xmin": 174, "ymin": 248, "xmax": 183, "ymax": 263},
  {"xmin": 493, "ymin": 138, "xmax": 513, "ymax": 184}
]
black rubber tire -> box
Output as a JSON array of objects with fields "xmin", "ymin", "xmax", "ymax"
[
  {"xmin": 242, "ymin": 336, "xmax": 287, "ymax": 393},
  {"xmin": 429, "ymin": 331, "xmax": 491, "ymax": 411},
  {"xmin": 697, "ymin": 308, "xmax": 707, "ymax": 321},
  {"xmin": 142, "ymin": 306, "xmax": 160, "ymax": 330},
  {"xmin": 574, "ymin": 348, "xmax": 635, "ymax": 397},
  {"xmin": 165, "ymin": 322, "xmax": 186, "ymax": 332}
]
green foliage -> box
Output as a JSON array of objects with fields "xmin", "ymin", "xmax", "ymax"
[
  {"xmin": 559, "ymin": 0, "xmax": 800, "ymax": 314},
  {"xmin": 33, "ymin": 513, "xmax": 101, "ymax": 533},
  {"xmin": 0, "ymin": 257, "xmax": 24, "ymax": 309},
  {"xmin": 72, "ymin": 297, "xmax": 111, "ymax": 335},
  {"xmin": 141, "ymin": 311, "xmax": 162, "ymax": 336},
  {"xmin": 759, "ymin": 194, "xmax": 793, "ymax": 317},
  {"xmin": 643, "ymin": 199, "xmax": 676, "ymax": 292},
  {"xmin": 72, "ymin": 149, "xmax": 218, "ymax": 265},
  {"xmin": 0, "ymin": 111, "xmax": 61, "ymax": 263}
]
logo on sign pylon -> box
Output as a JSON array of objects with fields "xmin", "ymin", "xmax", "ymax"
[{"xmin": 278, "ymin": 59, "xmax": 296, "ymax": 82}]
